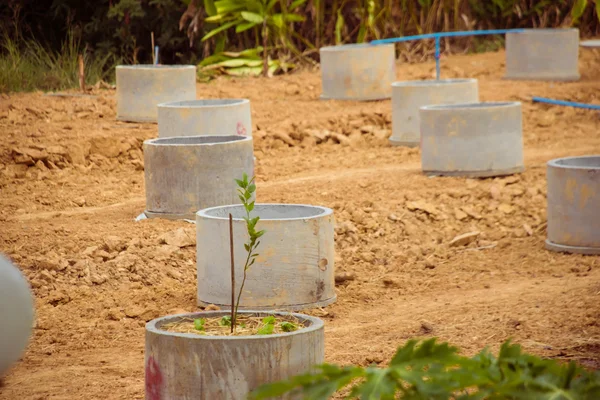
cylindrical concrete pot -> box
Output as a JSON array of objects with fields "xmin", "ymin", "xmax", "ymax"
[
  {"xmin": 390, "ymin": 79, "xmax": 479, "ymax": 147},
  {"xmin": 157, "ymin": 99, "xmax": 252, "ymax": 138},
  {"xmin": 144, "ymin": 136, "xmax": 254, "ymax": 220},
  {"xmin": 546, "ymin": 156, "xmax": 600, "ymax": 254},
  {"xmin": 145, "ymin": 310, "xmax": 324, "ymax": 400},
  {"xmin": 420, "ymin": 102, "xmax": 524, "ymax": 177},
  {"xmin": 505, "ymin": 29, "xmax": 580, "ymax": 81},
  {"xmin": 116, "ymin": 65, "xmax": 197, "ymax": 123},
  {"xmin": 0, "ymin": 255, "xmax": 34, "ymax": 376},
  {"xmin": 197, "ymin": 204, "xmax": 336, "ymax": 310},
  {"xmin": 320, "ymin": 44, "xmax": 395, "ymax": 101}
]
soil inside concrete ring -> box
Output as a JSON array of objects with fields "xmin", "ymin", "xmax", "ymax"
[
  {"xmin": 160, "ymin": 314, "xmax": 305, "ymax": 336},
  {"xmin": 1, "ymin": 49, "xmax": 599, "ymax": 399}
]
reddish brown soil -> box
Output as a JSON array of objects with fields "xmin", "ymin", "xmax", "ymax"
[{"xmin": 1, "ymin": 49, "xmax": 600, "ymax": 399}]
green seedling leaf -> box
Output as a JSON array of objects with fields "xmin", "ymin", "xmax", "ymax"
[
  {"xmin": 256, "ymin": 230, "xmax": 266, "ymax": 238},
  {"xmin": 220, "ymin": 315, "xmax": 232, "ymax": 326},
  {"xmin": 257, "ymin": 316, "xmax": 276, "ymax": 335},
  {"xmin": 248, "ymin": 183, "xmax": 256, "ymax": 193},
  {"xmin": 280, "ymin": 321, "xmax": 297, "ymax": 332},
  {"xmin": 194, "ymin": 318, "xmax": 206, "ymax": 331},
  {"xmin": 247, "ymin": 201, "xmax": 255, "ymax": 212}
]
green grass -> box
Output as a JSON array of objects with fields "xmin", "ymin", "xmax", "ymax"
[{"xmin": 0, "ymin": 31, "xmax": 119, "ymax": 93}]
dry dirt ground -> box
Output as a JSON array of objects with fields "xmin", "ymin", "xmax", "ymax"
[{"xmin": 1, "ymin": 49, "xmax": 600, "ymax": 399}]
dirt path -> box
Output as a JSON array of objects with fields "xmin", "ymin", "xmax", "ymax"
[{"xmin": 1, "ymin": 49, "xmax": 599, "ymax": 399}]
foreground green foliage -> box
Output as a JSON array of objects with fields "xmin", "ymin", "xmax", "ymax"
[{"xmin": 252, "ymin": 339, "xmax": 600, "ymax": 399}]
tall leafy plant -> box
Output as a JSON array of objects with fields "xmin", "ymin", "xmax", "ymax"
[{"xmin": 200, "ymin": 0, "xmax": 307, "ymax": 75}]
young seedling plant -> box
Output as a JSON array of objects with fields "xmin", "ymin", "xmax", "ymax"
[
  {"xmin": 231, "ymin": 173, "xmax": 264, "ymax": 332},
  {"xmin": 191, "ymin": 173, "xmax": 298, "ymax": 335}
]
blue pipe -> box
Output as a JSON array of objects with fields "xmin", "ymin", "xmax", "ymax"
[
  {"xmin": 434, "ymin": 36, "xmax": 440, "ymax": 80},
  {"xmin": 532, "ymin": 96, "xmax": 600, "ymax": 110},
  {"xmin": 371, "ymin": 29, "xmax": 524, "ymax": 80},
  {"xmin": 370, "ymin": 29, "xmax": 525, "ymax": 45},
  {"xmin": 154, "ymin": 46, "xmax": 160, "ymax": 65}
]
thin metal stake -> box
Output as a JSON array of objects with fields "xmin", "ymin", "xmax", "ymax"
[{"xmin": 229, "ymin": 213, "xmax": 235, "ymax": 333}]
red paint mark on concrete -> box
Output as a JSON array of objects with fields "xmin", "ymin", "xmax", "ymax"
[
  {"xmin": 145, "ymin": 356, "xmax": 164, "ymax": 400},
  {"xmin": 236, "ymin": 122, "xmax": 247, "ymax": 136}
]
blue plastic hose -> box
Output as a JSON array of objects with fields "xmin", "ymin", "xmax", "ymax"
[{"xmin": 532, "ymin": 96, "xmax": 600, "ymax": 110}]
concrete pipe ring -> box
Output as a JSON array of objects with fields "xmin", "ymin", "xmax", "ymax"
[
  {"xmin": 419, "ymin": 102, "xmax": 524, "ymax": 178},
  {"xmin": 157, "ymin": 99, "xmax": 252, "ymax": 138},
  {"xmin": 116, "ymin": 65, "xmax": 197, "ymax": 123},
  {"xmin": 0, "ymin": 255, "xmax": 35, "ymax": 377},
  {"xmin": 389, "ymin": 79, "xmax": 479, "ymax": 147},
  {"xmin": 143, "ymin": 135, "xmax": 254, "ymax": 220},
  {"xmin": 504, "ymin": 29, "xmax": 580, "ymax": 81},
  {"xmin": 546, "ymin": 156, "xmax": 600, "ymax": 254},
  {"xmin": 319, "ymin": 44, "xmax": 395, "ymax": 101},
  {"xmin": 196, "ymin": 204, "xmax": 336, "ymax": 311},
  {"xmin": 145, "ymin": 310, "xmax": 324, "ymax": 400}
]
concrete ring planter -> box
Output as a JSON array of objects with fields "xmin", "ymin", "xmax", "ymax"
[
  {"xmin": 116, "ymin": 65, "xmax": 197, "ymax": 123},
  {"xmin": 143, "ymin": 136, "xmax": 254, "ymax": 220},
  {"xmin": 546, "ymin": 156, "xmax": 600, "ymax": 254},
  {"xmin": 320, "ymin": 44, "xmax": 395, "ymax": 101},
  {"xmin": 157, "ymin": 99, "xmax": 252, "ymax": 138},
  {"xmin": 420, "ymin": 102, "xmax": 524, "ymax": 178},
  {"xmin": 145, "ymin": 310, "xmax": 324, "ymax": 400},
  {"xmin": 390, "ymin": 79, "xmax": 479, "ymax": 147},
  {"xmin": 197, "ymin": 204, "xmax": 336, "ymax": 310},
  {"xmin": 505, "ymin": 29, "xmax": 580, "ymax": 81},
  {"xmin": 0, "ymin": 255, "xmax": 34, "ymax": 376}
]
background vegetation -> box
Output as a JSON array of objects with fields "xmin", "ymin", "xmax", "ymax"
[{"xmin": 1, "ymin": 0, "xmax": 600, "ymax": 90}]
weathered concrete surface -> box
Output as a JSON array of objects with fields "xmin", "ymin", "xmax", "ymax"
[
  {"xmin": 420, "ymin": 102, "xmax": 524, "ymax": 177},
  {"xmin": 320, "ymin": 44, "xmax": 395, "ymax": 100},
  {"xmin": 116, "ymin": 65, "xmax": 197, "ymax": 123},
  {"xmin": 390, "ymin": 79, "xmax": 479, "ymax": 147},
  {"xmin": 546, "ymin": 156, "xmax": 600, "ymax": 254},
  {"xmin": 505, "ymin": 29, "xmax": 580, "ymax": 81},
  {"xmin": 197, "ymin": 204, "xmax": 336, "ymax": 310},
  {"xmin": 144, "ymin": 136, "xmax": 254, "ymax": 220},
  {"xmin": 0, "ymin": 255, "xmax": 34, "ymax": 376},
  {"xmin": 157, "ymin": 99, "xmax": 252, "ymax": 138},
  {"xmin": 145, "ymin": 311, "xmax": 324, "ymax": 400}
]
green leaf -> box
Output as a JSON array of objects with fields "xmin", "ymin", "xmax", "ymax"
[
  {"xmin": 201, "ymin": 20, "xmax": 239, "ymax": 41},
  {"xmin": 271, "ymin": 14, "xmax": 284, "ymax": 28},
  {"xmin": 247, "ymin": 201, "xmax": 255, "ymax": 212},
  {"xmin": 249, "ymin": 216, "xmax": 260, "ymax": 228},
  {"xmin": 242, "ymin": 173, "xmax": 249, "ymax": 186},
  {"xmin": 234, "ymin": 178, "xmax": 244, "ymax": 187},
  {"xmin": 289, "ymin": 0, "xmax": 307, "ymax": 9},
  {"xmin": 571, "ymin": 0, "xmax": 588, "ymax": 24},
  {"xmin": 194, "ymin": 318, "xmax": 206, "ymax": 331},
  {"xmin": 247, "ymin": 183, "xmax": 256, "ymax": 193},
  {"xmin": 257, "ymin": 316, "xmax": 275, "ymax": 335},
  {"xmin": 284, "ymin": 13, "xmax": 305, "ymax": 22},
  {"xmin": 244, "ymin": 243, "xmax": 250, "ymax": 251},
  {"xmin": 256, "ymin": 230, "xmax": 266, "ymax": 238},
  {"xmin": 236, "ymin": 21, "xmax": 259, "ymax": 33},
  {"xmin": 280, "ymin": 321, "xmax": 297, "ymax": 332},
  {"xmin": 204, "ymin": 0, "xmax": 218, "ymax": 16},
  {"xmin": 220, "ymin": 315, "xmax": 231, "ymax": 326},
  {"xmin": 241, "ymin": 11, "xmax": 264, "ymax": 23}
]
